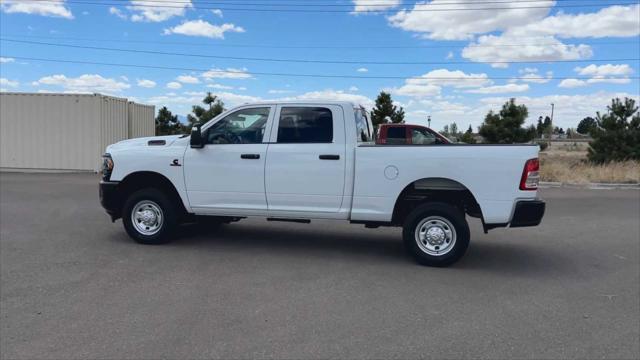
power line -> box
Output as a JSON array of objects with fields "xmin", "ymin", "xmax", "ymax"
[
  {"xmin": 30, "ymin": 0, "xmax": 627, "ymax": 8},
  {"xmin": 79, "ymin": 0, "xmax": 635, "ymax": 3},
  {"xmin": 2, "ymin": 34, "xmax": 636, "ymax": 50},
  {"xmin": 4, "ymin": 55, "xmax": 640, "ymax": 81},
  {"xmin": 11, "ymin": 0, "xmax": 640, "ymax": 12},
  {"xmin": 3, "ymin": 38, "xmax": 639, "ymax": 65}
]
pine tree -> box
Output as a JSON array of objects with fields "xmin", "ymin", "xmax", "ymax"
[
  {"xmin": 536, "ymin": 116, "xmax": 544, "ymax": 137},
  {"xmin": 588, "ymin": 97, "xmax": 640, "ymax": 163},
  {"xmin": 460, "ymin": 125, "xmax": 476, "ymax": 144},
  {"xmin": 187, "ymin": 92, "xmax": 225, "ymax": 130},
  {"xmin": 371, "ymin": 91, "xmax": 404, "ymax": 126},
  {"xmin": 478, "ymin": 98, "xmax": 534, "ymax": 144},
  {"xmin": 577, "ymin": 117, "xmax": 597, "ymax": 135},
  {"xmin": 155, "ymin": 106, "xmax": 184, "ymax": 135}
]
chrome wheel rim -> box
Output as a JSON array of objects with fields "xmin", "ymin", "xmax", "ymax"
[
  {"xmin": 131, "ymin": 200, "xmax": 163, "ymax": 236},
  {"xmin": 414, "ymin": 216, "xmax": 457, "ymax": 256}
]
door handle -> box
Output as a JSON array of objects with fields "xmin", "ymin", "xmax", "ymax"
[
  {"xmin": 319, "ymin": 155, "xmax": 340, "ymax": 160},
  {"xmin": 241, "ymin": 154, "xmax": 260, "ymax": 159}
]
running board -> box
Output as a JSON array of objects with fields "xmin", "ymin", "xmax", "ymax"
[{"xmin": 267, "ymin": 218, "xmax": 311, "ymax": 224}]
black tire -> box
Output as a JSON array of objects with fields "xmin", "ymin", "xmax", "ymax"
[
  {"xmin": 122, "ymin": 188, "xmax": 176, "ymax": 245},
  {"xmin": 402, "ymin": 202, "xmax": 470, "ymax": 267}
]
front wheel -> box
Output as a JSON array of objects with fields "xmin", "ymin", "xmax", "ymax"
[
  {"xmin": 402, "ymin": 202, "xmax": 470, "ymax": 267},
  {"xmin": 122, "ymin": 188, "xmax": 176, "ymax": 244}
]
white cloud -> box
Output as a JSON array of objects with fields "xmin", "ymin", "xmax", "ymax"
[
  {"xmin": 0, "ymin": 57, "xmax": 15, "ymax": 63},
  {"xmin": 1, "ymin": 0, "xmax": 73, "ymax": 19},
  {"xmin": 176, "ymin": 75, "xmax": 200, "ymax": 84},
  {"xmin": 0, "ymin": 78, "xmax": 19, "ymax": 88},
  {"xmin": 211, "ymin": 9, "xmax": 223, "ymax": 17},
  {"xmin": 430, "ymin": 100, "xmax": 470, "ymax": 114},
  {"xmin": 356, "ymin": 67, "xmax": 368, "ymax": 73},
  {"xmin": 268, "ymin": 89, "xmax": 293, "ymax": 94},
  {"xmin": 109, "ymin": 6, "xmax": 127, "ymax": 20},
  {"xmin": 348, "ymin": 86, "xmax": 359, "ymax": 92},
  {"xmin": 206, "ymin": 83, "xmax": 234, "ymax": 90},
  {"xmin": 202, "ymin": 67, "xmax": 252, "ymax": 79},
  {"xmin": 393, "ymin": 83, "xmax": 442, "ymax": 97},
  {"xmin": 163, "ymin": 20, "xmax": 245, "ymax": 39},
  {"xmin": 283, "ymin": 90, "xmax": 374, "ymax": 107},
  {"xmin": 166, "ymin": 81, "xmax": 182, "ymax": 89},
  {"xmin": 137, "ymin": 79, "xmax": 157, "ymax": 88},
  {"xmin": 409, "ymin": 69, "xmax": 491, "ymax": 88},
  {"xmin": 586, "ymin": 78, "xmax": 632, "ymax": 85},
  {"xmin": 33, "ymin": 74, "xmax": 130, "ymax": 93},
  {"xmin": 129, "ymin": 0, "xmax": 192, "ymax": 22},
  {"xmin": 507, "ymin": 4, "xmax": 640, "ymax": 39},
  {"xmin": 518, "ymin": 68, "xmax": 552, "ymax": 84},
  {"xmin": 352, "ymin": 0, "xmax": 401, "ymax": 12},
  {"xmin": 446, "ymin": 51, "xmax": 454, "ymax": 60},
  {"xmin": 459, "ymin": 4, "xmax": 639, "ymax": 66},
  {"xmin": 388, "ymin": 0, "xmax": 553, "ymax": 40},
  {"xmin": 558, "ymin": 79, "xmax": 587, "ymax": 88},
  {"xmin": 559, "ymin": 64, "xmax": 634, "ymax": 88},
  {"xmin": 575, "ymin": 64, "xmax": 634, "ymax": 77},
  {"xmin": 392, "ymin": 69, "xmax": 491, "ymax": 98},
  {"xmin": 462, "ymin": 35, "xmax": 592, "ymax": 68},
  {"xmin": 559, "ymin": 77, "xmax": 631, "ymax": 88},
  {"xmin": 466, "ymin": 83, "xmax": 530, "ymax": 94}
]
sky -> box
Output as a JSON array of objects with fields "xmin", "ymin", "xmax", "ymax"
[{"xmin": 1, "ymin": 0, "xmax": 639, "ymax": 131}]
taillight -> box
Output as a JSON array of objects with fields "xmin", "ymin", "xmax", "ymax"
[{"xmin": 520, "ymin": 158, "xmax": 540, "ymax": 191}]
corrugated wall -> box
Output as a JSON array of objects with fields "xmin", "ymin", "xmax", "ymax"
[
  {"xmin": 128, "ymin": 102, "xmax": 156, "ymax": 138},
  {"xmin": 99, "ymin": 95, "xmax": 129, "ymax": 159},
  {"xmin": 0, "ymin": 93, "xmax": 156, "ymax": 172},
  {"xmin": 0, "ymin": 93, "xmax": 100, "ymax": 171}
]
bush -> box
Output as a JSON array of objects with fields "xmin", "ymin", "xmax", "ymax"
[{"xmin": 588, "ymin": 98, "xmax": 640, "ymax": 163}]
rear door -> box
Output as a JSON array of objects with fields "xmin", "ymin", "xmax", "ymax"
[{"xmin": 265, "ymin": 105, "xmax": 346, "ymax": 214}]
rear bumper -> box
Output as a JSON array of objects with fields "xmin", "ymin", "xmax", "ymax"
[
  {"xmin": 99, "ymin": 181, "xmax": 122, "ymax": 221},
  {"xmin": 510, "ymin": 200, "xmax": 545, "ymax": 227}
]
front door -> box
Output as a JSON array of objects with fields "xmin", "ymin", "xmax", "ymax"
[
  {"xmin": 265, "ymin": 105, "xmax": 346, "ymax": 214},
  {"xmin": 183, "ymin": 106, "xmax": 274, "ymax": 214}
]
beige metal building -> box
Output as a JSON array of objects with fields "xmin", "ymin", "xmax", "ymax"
[{"xmin": 0, "ymin": 93, "xmax": 155, "ymax": 172}]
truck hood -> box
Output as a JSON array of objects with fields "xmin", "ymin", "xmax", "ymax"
[{"xmin": 106, "ymin": 135, "xmax": 184, "ymax": 152}]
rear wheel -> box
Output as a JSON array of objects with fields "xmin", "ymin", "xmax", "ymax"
[
  {"xmin": 402, "ymin": 202, "xmax": 470, "ymax": 267},
  {"xmin": 122, "ymin": 188, "xmax": 176, "ymax": 244}
]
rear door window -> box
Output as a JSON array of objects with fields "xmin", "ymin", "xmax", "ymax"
[{"xmin": 277, "ymin": 107, "xmax": 333, "ymax": 143}]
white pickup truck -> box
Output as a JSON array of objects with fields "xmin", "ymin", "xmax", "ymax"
[{"xmin": 99, "ymin": 101, "xmax": 545, "ymax": 266}]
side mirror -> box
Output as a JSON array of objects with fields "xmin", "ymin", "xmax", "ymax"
[{"xmin": 190, "ymin": 126, "xmax": 204, "ymax": 148}]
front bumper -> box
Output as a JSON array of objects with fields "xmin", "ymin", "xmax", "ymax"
[
  {"xmin": 510, "ymin": 200, "xmax": 545, "ymax": 227},
  {"xmin": 99, "ymin": 181, "xmax": 122, "ymax": 221}
]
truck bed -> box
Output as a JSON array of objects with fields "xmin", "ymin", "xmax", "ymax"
[{"xmin": 351, "ymin": 144, "xmax": 540, "ymax": 224}]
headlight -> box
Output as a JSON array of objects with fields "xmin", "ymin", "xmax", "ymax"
[{"xmin": 102, "ymin": 153, "xmax": 114, "ymax": 181}]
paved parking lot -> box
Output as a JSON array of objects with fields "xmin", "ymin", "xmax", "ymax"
[{"xmin": 1, "ymin": 172, "xmax": 638, "ymax": 359}]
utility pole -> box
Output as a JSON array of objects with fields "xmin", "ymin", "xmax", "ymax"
[{"xmin": 548, "ymin": 103, "xmax": 555, "ymax": 145}]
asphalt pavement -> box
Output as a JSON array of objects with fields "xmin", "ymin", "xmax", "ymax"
[{"xmin": 1, "ymin": 172, "xmax": 638, "ymax": 359}]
